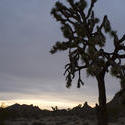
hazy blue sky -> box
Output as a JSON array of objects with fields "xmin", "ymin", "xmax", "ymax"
[{"xmin": 0, "ymin": 0, "xmax": 125, "ymax": 109}]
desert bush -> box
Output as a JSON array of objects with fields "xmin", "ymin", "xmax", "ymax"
[
  {"xmin": 21, "ymin": 123, "xmax": 28, "ymax": 125},
  {"xmin": 55, "ymin": 121, "xmax": 68, "ymax": 125},
  {"xmin": 83, "ymin": 122, "xmax": 89, "ymax": 125},
  {"xmin": 32, "ymin": 122, "xmax": 46, "ymax": 125}
]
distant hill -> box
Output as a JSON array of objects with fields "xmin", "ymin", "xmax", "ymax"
[
  {"xmin": 107, "ymin": 89, "xmax": 125, "ymax": 120},
  {"xmin": 0, "ymin": 103, "xmax": 50, "ymax": 120},
  {"xmin": 6, "ymin": 103, "xmax": 41, "ymax": 113},
  {"xmin": 0, "ymin": 90, "xmax": 125, "ymax": 121}
]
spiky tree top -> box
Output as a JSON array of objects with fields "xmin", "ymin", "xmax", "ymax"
[{"xmin": 50, "ymin": 0, "xmax": 125, "ymax": 88}]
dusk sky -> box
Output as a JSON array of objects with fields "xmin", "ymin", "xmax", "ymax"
[{"xmin": 0, "ymin": 0, "xmax": 125, "ymax": 110}]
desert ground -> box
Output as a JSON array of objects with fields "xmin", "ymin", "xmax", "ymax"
[{"xmin": 3, "ymin": 115, "xmax": 125, "ymax": 125}]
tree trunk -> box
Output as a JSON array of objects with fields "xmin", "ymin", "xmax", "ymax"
[{"xmin": 96, "ymin": 73, "xmax": 108, "ymax": 125}]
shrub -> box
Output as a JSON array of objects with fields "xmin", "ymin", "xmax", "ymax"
[{"xmin": 32, "ymin": 122, "xmax": 46, "ymax": 125}]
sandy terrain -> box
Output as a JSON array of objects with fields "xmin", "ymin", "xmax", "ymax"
[{"xmin": 3, "ymin": 116, "xmax": 125, "ymax": 125}]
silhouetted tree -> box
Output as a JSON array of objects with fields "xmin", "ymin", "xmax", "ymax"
[
  {"xmin": 51, "ymin": 106, "xmax": 58, "ymax": 111},
  {"xmin": 50, "ymin": 0, "xmax": 125, "ymax": 125}
]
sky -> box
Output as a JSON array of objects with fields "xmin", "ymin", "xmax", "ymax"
[{"xmin": 0, "ymin": 0, "xmax": 125, "ymax": 110}]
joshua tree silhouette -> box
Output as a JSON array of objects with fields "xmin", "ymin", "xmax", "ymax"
[{"xmin": 50, "ymin": 0, "xmax": 125, "ymax": 125}]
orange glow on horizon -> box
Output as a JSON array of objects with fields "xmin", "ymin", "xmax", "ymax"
[{"xmin": 0, "ymin": 99, "xmax": 95, "ymax": 110}]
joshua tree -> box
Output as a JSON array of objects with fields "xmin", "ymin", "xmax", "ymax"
[
  {"xmin": 51, "ymin": 106, "xmax": 58, "ymax": 111},
  {"xmin": 50, "ymin": 0, "xmax": 125, "ymax": 125}
]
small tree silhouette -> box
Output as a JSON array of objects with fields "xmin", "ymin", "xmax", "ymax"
[
  {"xmin": 51, "ymin": 106, "xmax": 58, "ymax": 111},
  {"xmin": 50, "ymin": 0, "xmax": 125, "ymax": 125}
]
